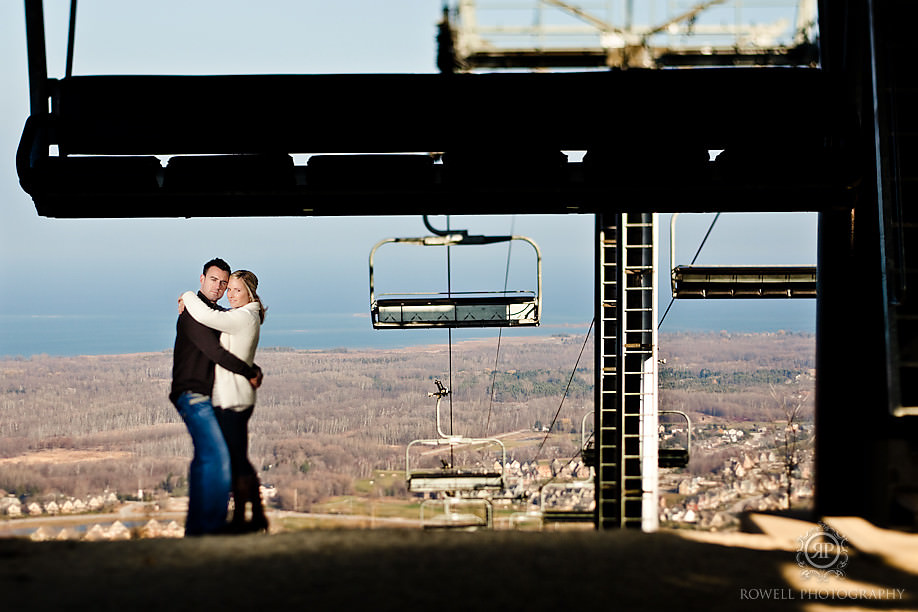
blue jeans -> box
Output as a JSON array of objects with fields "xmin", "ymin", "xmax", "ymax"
[{"xmin": 174, "ymin": 391, "xmax": 231, "ymax": 535}]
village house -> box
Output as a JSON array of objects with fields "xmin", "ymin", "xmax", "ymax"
[
  {"xmin": 83, "ymin": 524, "xmax": 107, "ymax": 541},
  {"xmin": 0, "ymin": 496, "xmax": 22, "ymax": 517}
]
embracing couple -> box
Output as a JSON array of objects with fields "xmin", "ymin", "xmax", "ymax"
[{"xmin": 169, "ymin": 257, "xmax": 268, "ymax": 536}]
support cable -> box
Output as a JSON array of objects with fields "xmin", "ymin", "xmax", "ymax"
[
  {"xmin": 659, "ymin": 212, "xmax": 721, "ymax": 327},
  {"xmin": 535, "ymin": 317, "xmax": 595, "ymax": 459},
  {"xmin": 485, "ymin": 216, "xmax": 516, "ymax": 435},
  {"xmin": 66, "ymin": 0, "xmax": 77, "ymax": 78},
  {"xmin": 445, "ymin": 216, "xmax": 455, "ymax": 466}
]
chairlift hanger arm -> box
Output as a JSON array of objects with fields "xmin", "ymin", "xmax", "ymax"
[
  {"xmin": 421, "ymin": 215, "xmax": 515, "ymax": 245},
  {"xmin": 423, "ymin": 215, "xmax": 462, "ymax": 237}
]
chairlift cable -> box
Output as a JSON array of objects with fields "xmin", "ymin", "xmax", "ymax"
[
  {"xmin": 66, "ymin": 0, "xmax": 78, "ymax": 79},
  {"xmin": 485, "ymin": 216, "xmax": 516, "ymax": 436},
  {"xmin": 446, "ymin": 216, "xmax": 455, "ymax": 466},
  {"xmin": 659, "ymin": 212, "xmax": 722, "ymax": 328},
  {"xmin": 535, "ymin": 317, "xmax": 594, "ymax": 459}
]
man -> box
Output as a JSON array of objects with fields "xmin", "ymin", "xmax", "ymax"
[{"xmin": 170, "ymin": 258, "xmax": 262, "ymax": 536}]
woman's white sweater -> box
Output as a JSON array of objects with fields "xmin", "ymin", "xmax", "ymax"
[{"xmin": 181, "ymin": 291, "xmax": 261, "ymax": 410}]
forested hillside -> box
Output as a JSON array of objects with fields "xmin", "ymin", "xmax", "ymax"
[
  {"xmin": 659, "ymin": 331, "xmax": 814, "ymax": 423},
  {"xmin": 0, "ymin": 334, "xmax": 593, "ymax": 510},
  {"xmin": 0, "ymin": 331, "xmax": 813, "ymax": 512}
]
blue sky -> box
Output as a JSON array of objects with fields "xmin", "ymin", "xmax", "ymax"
[{"xmin": 0, "ymin": 2, "xmax": 816, "ymax": 356}]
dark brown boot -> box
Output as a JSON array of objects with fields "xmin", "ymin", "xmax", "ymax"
[
  {"xmin": 230, "ymin": 476, "xmax": 251, "ymax": 532},
  {"xmin": 246, "ymin": 475, "xmax": 269, "ymax": 533}
]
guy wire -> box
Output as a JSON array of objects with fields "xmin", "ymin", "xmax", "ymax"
[
  {"xmin": 536, "ymin": 317, "xmax": 594, "ymax": 459},
  {"xmin": 660, "ymin": 212, "xmax": 722, "ymax": 328}
]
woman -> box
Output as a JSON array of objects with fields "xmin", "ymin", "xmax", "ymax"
[{"xmin": 181, "ymin": 269, "xmax": 268, "ymax": 533}]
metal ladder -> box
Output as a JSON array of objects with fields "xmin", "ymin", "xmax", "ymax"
[{"xmin": 595, "ymin": 213, "xmax": 659, "ymax": 529}]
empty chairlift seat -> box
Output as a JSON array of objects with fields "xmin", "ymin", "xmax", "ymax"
[
  {"xmin": 406, "ymin": 463, "xmax": 505, "ymax": 493},
  {"xmin": 672, "ymin": 265, "xmax": 817, "ymax": 298},
  {"xmin": 658, "ymin": 410, "xmax": 691, "ymax": 469},
  {"xmin": 369, "ymin": 231, "xmax": 541, "ymax": 329},
  {"xmin": 670, "ymin": 213, "xmax": 817, "ymax": 299},
  {"xmin": 420, "ymin": 497, "xmax": 494, "ymax": 530},
  {"xmin": 405, "ymin": 380, "xmax": 507, "ymax": 494}
]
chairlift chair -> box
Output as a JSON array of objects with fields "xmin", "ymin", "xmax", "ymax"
[
  {"xmin": 580, "ymin": 410, "xmax": 596, "ymax": 467},
  {"xmin": 658, "ymin": 410, "xmax": 691, "ymax": 468},
  {"xmin": 405, "ymin": 380, "xmax": 507, "ymax": 493},
  {"xmin": 581, "ymin": 408, "xmax": 690, "ymax": 468},
  {"xmin": 420, "ymin": 496, "xmax": 493, "ymax": 530},
  {"xmin": 370, "ymin": 218, "xmax": 541, "ymax": 329},
  {"xmin": 670, "ymin": 213, "xmax": 817, "ymax": 299}
]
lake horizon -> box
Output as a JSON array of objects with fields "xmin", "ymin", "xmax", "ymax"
[{"xmin": 0, "ymin": 303, "xmax": 815, "ymax": 359}]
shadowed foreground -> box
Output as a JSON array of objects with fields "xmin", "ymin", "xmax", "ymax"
[{"xmin": 1, "ymin": 516, "xmax": 916, "ymax": 611}]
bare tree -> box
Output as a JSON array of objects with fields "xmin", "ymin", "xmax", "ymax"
[{"xmin": 770, "ymin": 385, "xmax": 809, "ymax": 508}]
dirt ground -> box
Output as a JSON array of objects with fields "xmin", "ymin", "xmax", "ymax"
[
  {"xmin": 1, "ymin": 514, "xmax": 916, "ymax": 611},
  {"xmin": 0, "ymin": 448, "xmax": 132, "ymax": 465}
]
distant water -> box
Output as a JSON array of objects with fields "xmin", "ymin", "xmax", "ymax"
[
  {"xmin": 0, "ymin": 312, "xmax": 594, "ymax": 358},
  {"xmin": 0, "ymin": 301, "xmax": 814, "ymax": 358}
]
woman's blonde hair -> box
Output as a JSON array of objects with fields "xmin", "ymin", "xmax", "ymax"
[{"xmin": 231, "ymin": 269, "xmax": 265, "ymax": 323}]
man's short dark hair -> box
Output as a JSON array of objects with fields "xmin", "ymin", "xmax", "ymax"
[{"xmin": 203, "ymin": 258, "xmax": 231, "ymax": 275}]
